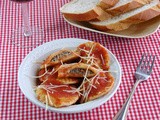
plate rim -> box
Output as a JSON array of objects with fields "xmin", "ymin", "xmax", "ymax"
[{"xmin": 63, "ymin": 16, "xmax": 160, "ymax": 38}]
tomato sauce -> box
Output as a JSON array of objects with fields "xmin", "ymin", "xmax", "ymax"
[{"xmin": 78, "ymin": 42, "xmax": 109, "ymax": 70}]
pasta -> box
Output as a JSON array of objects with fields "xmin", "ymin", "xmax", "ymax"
[{"xmin": 35, "ymin": 41, "xmax": 115, "ymax": 108}]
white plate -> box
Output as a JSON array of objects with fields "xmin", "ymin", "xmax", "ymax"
[
  {"xmin": 18, "ymin": 38, "xmax": 122, "ymax": 113},
  {"xmin": 64, "ymin": 16, "xmax": 160, "ymax": 38}
]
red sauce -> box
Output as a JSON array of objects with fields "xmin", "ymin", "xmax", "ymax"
[
  {"xmin": 36, "ymin": 42, "xmax": 113, "ymax": 107},
  {"xmin": 49, "ymin": 86, "xmax": 78, "ymax": 97},
  {"xmin": 43, "ymin": 85, "xmax": 79, "ymax": 107},
  {"xmin": 87, "ymin": 72, "xmax": 114, "ymax": 99},
  {"xmin": 92, "ymin": 43, "xmax": 109, "ymax": 70},
  {"xmin": 38, "ymin": 68, "xmax": 64, "ymax": 85},
  {"xmin": 78, "ymin": 43, "xmax": 109, "ymax": 70}
]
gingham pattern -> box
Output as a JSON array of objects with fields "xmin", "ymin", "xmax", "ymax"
[{"xmin": 0, "ymin": 0, "xmax": 159, "ymax": 120}]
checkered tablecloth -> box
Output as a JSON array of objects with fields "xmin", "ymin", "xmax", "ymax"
[{"xmin": 0, "ymin": 0, "xmax": 159, "ymax": 120}]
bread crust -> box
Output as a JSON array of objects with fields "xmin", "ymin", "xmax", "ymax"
[
  {"xmin": 63, "ymin": 6, "xmax": 111, "ymax": 21},
  {"xmin": 63, "ymin": 8, "xmax": 99, "ymax": 21},
  {"xmin": 90, "ymin": 5, "xmax": 160, "ymax": 31},
  {"xmin": 98, "ymin": 0, "xmax": 119, "ymax": 9},
  {"xmin": 106, "ymin": 0, "xmax": 153, "ymax": 16},
  {"xmin": 94, "ymin": 7, "xmax": 113, "ymax": 21},
  {"xmin": 61, "ymin": 0, "xmax": 117, "ymax": 21}
]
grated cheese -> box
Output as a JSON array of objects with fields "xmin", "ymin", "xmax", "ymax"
[{"xmin": 35, "ymin": 42, "xmax": 117, "ymax": 107}]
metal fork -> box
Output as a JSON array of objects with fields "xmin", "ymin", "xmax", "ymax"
[{"xmin": 113, "ymin": 54, "xmax": 156, "ymax": 120}]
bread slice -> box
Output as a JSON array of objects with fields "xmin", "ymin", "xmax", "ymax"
[
  {"xmin": 106, "ymin": 0, "xmax": 153, "ymax": 16},
  {"xmin": 90, "ymin": 0, "xmax": 160, "ymax": 31},
  {"xmin": 99, "ymin": 0, "xmax": 119, "ymax": 9},
  {"xmin": 60, "ymin": 0, "xmax": 118, "ymax": 21}
]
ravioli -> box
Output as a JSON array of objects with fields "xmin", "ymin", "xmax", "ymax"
[
  {"xmin": 36, "ymin": 85, "xmax": 79, "ymax": 107},
  {"xmin": 35, "ymin": 41, "xmax": 115, "ymax": 108},
  {"xmin": 58, "ymin": 63, "xmax": 98, "ymax": 78},
  {"xmin": 41, "ymin": 49, "xmax": 80, "ymax": 68},
  {"xmin": 38, "ymin": 68, "xmax": 79, "ymax": 84},
  {"xmin": 77, "ymin": 42, "xmax": 110, "ymax": 70},
  {"xmin": 81, "ymin": 72, "xmax": 114, "ymax": 102}
]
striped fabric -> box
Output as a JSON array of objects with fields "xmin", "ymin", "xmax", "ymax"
[{"xmin": 0, "ymin": 0, "xmax": 159, "ymax": 119}]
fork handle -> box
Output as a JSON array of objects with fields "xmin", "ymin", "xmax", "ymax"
[{"xmin": 113, "ymin": 80, "xmax": 141, "ymax": 120}]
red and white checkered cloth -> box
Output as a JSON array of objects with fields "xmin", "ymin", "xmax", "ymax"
[{"xmin": 0, "ymin": 0, "xmax": 159, "ymax": 119}]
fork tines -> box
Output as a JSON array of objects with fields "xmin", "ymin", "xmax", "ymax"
[{"xmin": 136, "ymin": 54, "xmax": 156, "ymax": 75}]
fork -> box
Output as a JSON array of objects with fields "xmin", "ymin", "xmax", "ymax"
[{"xmin": 113, "ymin": 54, "xmax": 156, "ymax": 120}]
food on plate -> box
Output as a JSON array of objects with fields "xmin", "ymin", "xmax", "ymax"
[
  {"xmin": 36, "ymin": 85, "xmax": 79, "ymax": 108},
  {"xmin": 106, "ymin": 0, "xmax": 153, "ymax": 16},
  {"xmin": 41, "ymin": 49, "xmax": 79, "ymax": 69},
  {"xmin": 77, "ymin": 41, "xmax": 110, "ymax": 70},
  {"xmin": 35, "ymin": 41, "xmax": 115, "ymax": 108},
  {"xmin": 60, "ymin": 0, "xmax": 160, "ymax": 31},
  {"xmin": 90, "ymin": 0, "xmax": 160, "ymax": 31},
  {"xmin": 60, "ymin": 0, "xmax": 118, "ymax": 21},
  {"xmin": 38, "ymin": 68, "xmax": 79, "ymax": 84},
  {"xmin": 58, "ymin": 63, "xmax": 98, "ymax": 78},
  {"xmin": 80, "ymin": 72, "xmax": 114, "ymax": 102}
]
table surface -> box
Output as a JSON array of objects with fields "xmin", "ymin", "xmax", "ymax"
[{"xmin": 0, "ymin": 0, "xmax": 159, "ymax": 120}]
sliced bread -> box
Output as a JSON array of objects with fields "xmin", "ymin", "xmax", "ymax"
[
  {"xmin": 89, "ymin": 0, "xmax": 160, "ymax": 31},
  {"xmin": 60, "ymin": 0, "xmax": 117, "ymax": 21},
  {"xmin": 106, "ymin": 0, "xmax": 153, "ymax": 16},
  {"xmin": 98, "ymin": 0, "xmax": 119, "ymax": 9}
]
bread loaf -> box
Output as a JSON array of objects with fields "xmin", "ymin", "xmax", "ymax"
[
  {"xmin": 106, "ymin": 0, "xmax": 153, "ymax": 15},
  {"xmin": 90, "ymin": 0, "xmax": 160, "ymax": 31},
  {"xmin": 61, "ymin": 0, "xmax": 160, "ymax": 32},
  {"xmin": 60, "ymin": 0, "xmax": 118, "ymax": 21}
]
